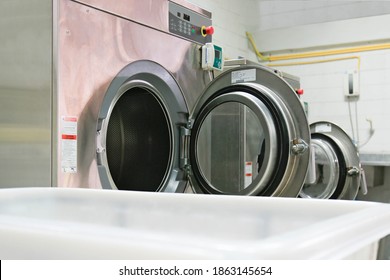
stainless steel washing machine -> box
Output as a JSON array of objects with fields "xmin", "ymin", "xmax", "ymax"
[
  {"xmin": 55, "ymin": 0, "xmax": 216, "ymax": 189},
  {"xmin": 300, "ymin": 121, "xmax": 364, "ymax": 200}
]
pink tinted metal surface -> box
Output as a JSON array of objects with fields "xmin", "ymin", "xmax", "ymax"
[
  {"xmin": 72, "ymin": 0, "xmax": 211, "ymax": 32},
  {"xmin": 56, "ymin": 0, "xmax": 210, "ymax": 188}
]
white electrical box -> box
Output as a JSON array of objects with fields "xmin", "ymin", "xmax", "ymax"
[
  {"xmin": 201, "ymin": 43, "xmax": 224, "ymax": 71},
  {"xmin": 344, "ymin": 70, "xmax": 359, "ymax": 97}
]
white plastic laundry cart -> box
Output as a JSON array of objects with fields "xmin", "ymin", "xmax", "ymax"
[{"xmin": 0, "ymin": 187, "xmax": 389, "ymax": 259}]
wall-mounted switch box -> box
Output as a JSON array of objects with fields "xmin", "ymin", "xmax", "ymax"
[{"xmin": 344, "ymin": 70, "xmax": 359, "ymax": 97}]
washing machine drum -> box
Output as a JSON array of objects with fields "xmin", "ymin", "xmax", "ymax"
[
  {"xmin": 97, "ymin": 61, "xmax": 310, "ymax": 197},
  {"xmin": 300, "ymin": 121, "xmax": 362, "ymax": 200}
]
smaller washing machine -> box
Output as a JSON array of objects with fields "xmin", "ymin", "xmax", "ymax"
[{"xmin": 300, "ymin": 121, "xmax": 365, "ymax": 200}]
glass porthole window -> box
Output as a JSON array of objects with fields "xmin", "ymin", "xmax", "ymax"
[{"xmin": 301, "ymin": 139, "xmax": 340, "ymax": 199}]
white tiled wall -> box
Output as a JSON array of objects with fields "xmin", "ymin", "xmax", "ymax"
[
  {"xmin": 256, "ymin": 1, "xmax": 390, "ymax": 31},
  {"xmin": 266, "ymin": 44, "xmax": 390, "ymax": 155},
  {"xmin": 250, "ymin": 1, "xmax": 390, "ymax": 155}
]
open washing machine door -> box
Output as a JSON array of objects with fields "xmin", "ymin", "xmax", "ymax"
[
  {"xmin": 96, "ymin": 60, "xmax": 189, "ymax": 192},
  {"xmin": 186, "ymin": 66, "xmax": 310, "ymax": 197},
  {"xmin": 97, "ymin": 62, "xmax": 310, "ymax": 196},
  {"xmin": 300, "ymin": 121, "xmax": 362, "ymax": 200}
]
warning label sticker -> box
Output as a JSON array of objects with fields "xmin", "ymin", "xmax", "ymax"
[
  {"xmin": 61, "ymin": 116, "xmax": 77, "ymax": 173},
  {"xmin": 244, "ymin": 161, "xmax": 253, "ymax": 188}
]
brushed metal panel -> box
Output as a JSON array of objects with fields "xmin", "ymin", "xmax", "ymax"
[
  {"xmin": 73, "ymin": 0, "xmax": 211, "ymax": 32},
  {"xmin": 56, "ymin": 0, "xmax": 209, "ymax": 188},
  {"xmin": 0, "ymin": 0, "xmax": 52, "ymax": 187}
]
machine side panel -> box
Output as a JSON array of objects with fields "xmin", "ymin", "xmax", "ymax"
[{"xmin": 0, "ymin": 0, "xmax": 52, "ymax": 187}]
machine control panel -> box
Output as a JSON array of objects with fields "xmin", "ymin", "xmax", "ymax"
[{"xmin": 169, "ymin": 1, "xmax": 212, "ymax": 45}]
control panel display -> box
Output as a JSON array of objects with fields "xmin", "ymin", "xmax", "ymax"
[{"xmin": 169, "ymin": 1, "xmax": 212, "ymax": 45}]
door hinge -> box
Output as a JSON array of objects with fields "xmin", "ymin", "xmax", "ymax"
[
  {"xmin": 291, "ymin": 138, "xmax": 309, "ymax": 155},
  {"xmin": 347, "ymin": 166, "xmax": 360, "ymax": 176},
  {"xmin": 180, "ymin": 125, "xmax": 191, "ymax": 172}
]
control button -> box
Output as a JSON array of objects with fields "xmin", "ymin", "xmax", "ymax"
[
  {"xmin": 296, "ymin": 89, "xmax": 304, "ymax": 95},
  {"xmin": 201, "ymin": 26, "xmax": 214, "ymax": 37}
]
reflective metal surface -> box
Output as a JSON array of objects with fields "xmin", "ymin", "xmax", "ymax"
[
  {"xmin": 56, "ymin": 0, "xmax": 210, "ymax": 188},
  {"xmin": 74, "ymin": 0, "xmax": 211, "ymax": 32},
  {"xmin": 105, "ymin": 87, "xmax": 172, "ymax": 191},
  {"xmin": 0, "ymin": 0, "xmax": 52, "ymax": 188}
]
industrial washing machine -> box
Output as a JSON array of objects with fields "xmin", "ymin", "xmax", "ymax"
[
  {"xmin": 0, "ymin": 0, "xmax": 310, "ymax": 196},
  {"xmin": 300, "ymin": 121, "xmax": 366, "ymax": 200}
]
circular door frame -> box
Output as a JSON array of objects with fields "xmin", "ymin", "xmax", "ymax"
[
  {"xmin": 189, "ymin": 65, "xmax": 310, "ymax": 197},
  {"xmin": 189, "ymin": 91, "xmax": 279, "ymax": 195},
  {"xmin": 305, "ymin": 121, "xmax": 361, "ymax": 200},
  {"xmin": 96, "ymin": 60, "xmax": 188, "ymax": 192}
]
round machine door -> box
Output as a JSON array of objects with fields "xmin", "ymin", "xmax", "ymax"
[
  {"xmin": 300, "ymin": 121, "xmax": 361, "ymax": 200},
  {"xmin": 96, "ymin": 60, "xmax": 188, "ymax": 192},
  {"xmin": 187, "ymin": 65, "xmax": 310, "ymax": 197}
]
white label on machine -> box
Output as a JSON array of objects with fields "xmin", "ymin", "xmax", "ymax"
[
  {"xmin": 232, "ymin": 69, "xmax": 256, "ymax": 83},
  {"xmin": 61, "ymin": 116, "xmax": 77, "ymax": 173},
  {"xmin": 244, "ymin": 161, "xmax": 253, "ymax": 188},
  {"xmin": 315, "ymin": 123, "xmax": 332, "ymax": 133}
]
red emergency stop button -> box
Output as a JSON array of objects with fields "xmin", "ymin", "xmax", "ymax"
[
  {"xmin": 296, "ymin": 89, "xmax": 304, "ymax": 95},
  {"xmin": 201, "ymin": 26, "xmax": 214, "ymax": 37}
]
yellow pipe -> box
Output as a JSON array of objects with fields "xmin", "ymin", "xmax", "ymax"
[
  {"xmin": 246, "ymin": 32, "xmax": 271, "ymax": 61},
  {"xmin": 267, "ymin": 56, "xmax": 361, "ymax": 70},
  {"xmin": 246, "ymin": 31, "xmax": 390, "ymax": 62},
  {"xmin": 269, "ymin": 45, "xmax": 389, "ymax": 61}
]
